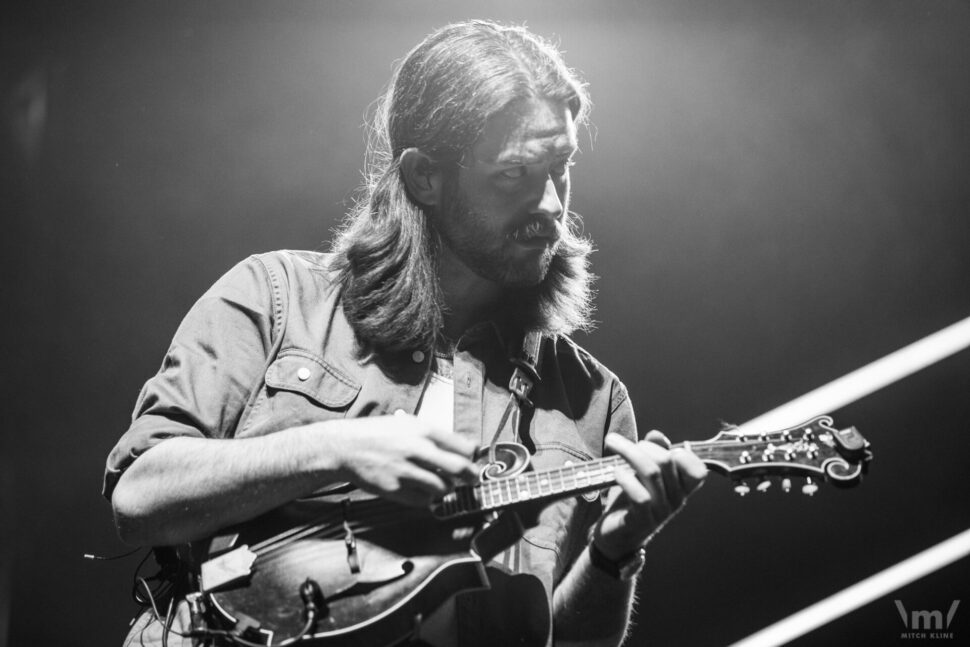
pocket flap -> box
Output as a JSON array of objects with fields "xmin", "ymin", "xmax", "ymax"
[
  {"xmin": 533, "ymin": 442, "xmax": 603, "ymax": 503},
  {"xmin": 264, "ymin": 351, "xmax": 360, "ymax": 408}
]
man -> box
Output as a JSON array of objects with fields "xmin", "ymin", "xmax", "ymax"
[{"xmin": 105, "ymin": 20, "xmax": 707, "ymax": 647}]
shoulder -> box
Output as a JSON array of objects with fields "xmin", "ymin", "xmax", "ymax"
[
  {"xmin": 543, "ymin": 334, "xmax": 630, "ymax": 410},
  {"xmin": 214, "ymin": 250, "xmax": 339, "ymax": 298},
  {"xmin": 247, "ymin": 249, "xmax": 336, "ymax": 281},
  {"xmin": 192, "ymin": 251, "xmax": 342, "ymax": 331},
  {"xmin": 545, "ymin": 334, "xmax": 618, "ymax": 383},
  {"xmin": 202, "ymin": 250, "xmax": 331, "ymax": 288}
]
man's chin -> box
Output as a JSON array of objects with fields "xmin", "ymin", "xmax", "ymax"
[{"xmin": 501, "ymin": 257, "xmax": 554, "ymax": 288}]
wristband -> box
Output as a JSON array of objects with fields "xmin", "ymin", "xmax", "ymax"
[{"xmin": 588, "ymin": 542, "xmax": 647, "ymax": 581}]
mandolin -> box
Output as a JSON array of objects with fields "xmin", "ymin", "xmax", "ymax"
[{"xmin": 188, "ymin": 414, "xmax": 871, "ymax": 646}]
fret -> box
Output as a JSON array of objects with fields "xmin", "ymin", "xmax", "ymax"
[
  {"xmin": 574, "ymin": 466, "xmax": 588, "ymax": 489},
  {"xmin": 552, "ymin": 468, "xmax": 566, "ymax": 494},
  {"xmin": 532, "ymin": 475, "xmax": 542, "ymax": 498},
  {"xmin": 526, "ymin": 474, "xmax": 536, "ymax": 497},
  {"xmin": 485, "ymin": 482, "xmax": 499, "ymax": 507},
  {"xmin": 492, "ymin": 483, "xmax": 502, "ymax": 508},
  {"xmin": 537, "ymin": 473, "xmax": 547, "ymax": 496},
  {"xmin": 504, "ymin": 478, "xmax": 516, "ymax": 503},
  {"xmin": 562, "ymin": 465, "xmax": 575, "ymax": 491},
  {"xmin": 597, "ymin": 463, "xmax": 613, "ymax": 485}
]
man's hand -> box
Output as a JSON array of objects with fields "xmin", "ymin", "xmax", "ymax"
[
  {"xmin": 110, "ymin": 413, "xmax": 478, "ymax": 546},
  {"xmin": 322, "ymin": 413, "xmax": 479, "ymax": 507},
  {"xmin": 592, "ymin": 430, "xmax": 707, "ymax": 560}
]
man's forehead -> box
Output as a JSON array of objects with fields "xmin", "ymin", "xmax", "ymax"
[{"xmin": 470, "ymin": 98, "xmax": 578, "ymax": 165}]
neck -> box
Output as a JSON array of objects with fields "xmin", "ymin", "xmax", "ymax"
[{"xmin": 436, "ymin": 247, "xmax": 504, "ymax": 340}]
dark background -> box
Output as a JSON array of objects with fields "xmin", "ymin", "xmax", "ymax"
[{"xmin": 3, "ymin": 1, "xmax": 968, "ymax": 645}]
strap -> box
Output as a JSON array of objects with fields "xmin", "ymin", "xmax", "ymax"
[
  {"xmin": 486, "ymin": 332, "xmax": 544, "ymax": 467},
  {"xmin": 507, "ymin": 330, "xmax": 543, "ymax": 405},
  {"xmin": 512, "ymin": 330, "xmax": 544, "ymax": 383}
]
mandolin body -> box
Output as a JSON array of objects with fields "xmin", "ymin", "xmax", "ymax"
[{"xmin": 201, "ymin": 496, "xmax": 526, "ymax": 646}]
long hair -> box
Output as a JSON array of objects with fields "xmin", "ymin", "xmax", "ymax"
[{"xmin": 331, "ymin": 20, "xmax": 594, "ymax": 356}]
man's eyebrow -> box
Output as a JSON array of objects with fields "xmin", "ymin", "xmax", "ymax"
[{"xmin": 492, "ymin": 146, "xmax": 579, "ymax": 166}]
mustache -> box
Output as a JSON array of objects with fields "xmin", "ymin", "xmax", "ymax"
[{"xmin": 510, "ymin": 217, "xmax": 563, "ymax": 242}]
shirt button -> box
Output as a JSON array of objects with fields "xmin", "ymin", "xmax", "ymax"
[
  {"xmin": 297, "ymin": 367, "xmax": 311, "ymax": 381},
  {"xmin": 411, "ymin": 350, "xmax": 426, "ymax": 363}
]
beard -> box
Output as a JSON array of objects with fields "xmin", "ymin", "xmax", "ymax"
[{"xmin": 435, "ymin": 187, "xmax": 561, "ymax": 287}]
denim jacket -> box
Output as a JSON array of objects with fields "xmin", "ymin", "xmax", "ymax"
[{"xmin": 105, "ymin": 250, "xmax": 637, "ymax": 646}]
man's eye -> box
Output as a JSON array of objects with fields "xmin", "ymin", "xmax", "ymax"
[{"xmin": 500, "ymin": 166, "xmax": 528, "ymax": 179}]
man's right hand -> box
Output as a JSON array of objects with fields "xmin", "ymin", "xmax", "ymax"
[
  {"xmin": 111, "ymin": 413, "xmax": 478, "ymax": 546},
  {"xmin": 320, "ymin": 413, "xmax": 479, "ymax": 507}
]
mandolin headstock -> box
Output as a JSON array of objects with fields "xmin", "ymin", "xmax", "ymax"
[{"xmin": 686, "ymin": 415, "xmax": 872, "ymax": 496}]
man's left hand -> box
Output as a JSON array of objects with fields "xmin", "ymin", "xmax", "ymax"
[{"xmin": 592, "ymin": 431, "xmax": 708, "ymax": 561}]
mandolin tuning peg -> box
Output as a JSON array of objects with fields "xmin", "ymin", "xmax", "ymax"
[
  {"xmin": 756, "ymin": 479, "xmax": 771, "ymax": 493},
  {"xmin": 733, "ymin": 482, "xmax": 751, "ymax": 497},
  {"xmin": 781, "ymin": 478, "xmax": 792, "ymax": 493},
  {"xmin": 802, "ymin": 477, "xmax": 819, "ymax": 496}
]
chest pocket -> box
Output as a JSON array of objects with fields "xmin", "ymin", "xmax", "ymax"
[{"xmin": 241, "ymin": 349, "xmax": 360, "ymax": 436}]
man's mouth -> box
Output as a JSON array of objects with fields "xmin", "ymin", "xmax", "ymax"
[{"xmin": 510, "ymin": 219, "xmax": 560, "ymax": 246}]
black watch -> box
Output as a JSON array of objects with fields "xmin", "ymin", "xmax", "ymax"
[{"xmin": 588, "ymin": 542, "xmax": 647, "ymax": 581}]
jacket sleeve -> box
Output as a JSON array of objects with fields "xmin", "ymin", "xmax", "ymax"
[
  {"xmin": 102, "ymin": 255, "xmax": 278, "ymax": 500},
  {"xmin": 607, "ymin": 378, "xmax": 638, "ymax": 444}
]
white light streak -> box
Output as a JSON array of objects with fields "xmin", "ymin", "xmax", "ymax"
[
  {"xmin": 735, "ymin": 315, "xmax": 970, "ymax": 435},
  {"xmin": 729, "ymin": 527, "xmax": 970, "ymax": 647}
]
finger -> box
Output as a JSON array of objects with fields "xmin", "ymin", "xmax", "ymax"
[
  {"xmin": 643, "ymin": 430, "xmax": 706, "ymax": 501},
  {"xmin": 613, "ymin": 433, "xmax": 690, "ymax": 510},
  {"xmin": 612, "ymin": 466, "xmax": 660, "ymax": 533},
  {"xmin": 639, "ymin": 439, "xmax": 688, "ymax": 510},
  {"xmin": 605, "ymin": 434, "xmax": 672, "ymax": 520},
  {"xmin": 636, "ymin": 440, "xmax": 679, "ymax": 516},
  {"xmin": 672, "ymin": 447, "xmax": 708, "ymax": 493},
  {"xmin": 389, "ymin": 417, "xmax": 478, "ymax": 478},
  {"xmin": 644, "ymin": 429, "xmax": 671, "ymax": 450},
  {"xmin": 604, "ymin": 431, "xmax": 637, "ymax": 455},
  {"xmin": 359, "ymin": 466, "xmax": 450, "ymax": 507},
  {"xmin": 613, "ymin": 465, "xmax": 650, "ymax": 508},
  {"xmin": 397, "ymin": 465, "xmax": 452, "ymax": 500},
  {"xmin": 412, "ymin": 446, "xmax": 479, "ymax": 483}
]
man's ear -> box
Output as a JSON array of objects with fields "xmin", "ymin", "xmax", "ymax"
[{"xmin": 400, "ymin": 147, "xmax": 443, "ymax": 207}]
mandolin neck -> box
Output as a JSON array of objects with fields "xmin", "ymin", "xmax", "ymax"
[
  {"xmin": 431, "ymin": 416, "xmax": 870, "ymax": 519},
  {"xmin": 434, "ymin": 445, "xmax": 693, "ymax": 519}
]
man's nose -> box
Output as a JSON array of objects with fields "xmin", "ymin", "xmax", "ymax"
[{"xmin": 534, "ymin": 175, "xmax": 564, "ymax": 220}]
